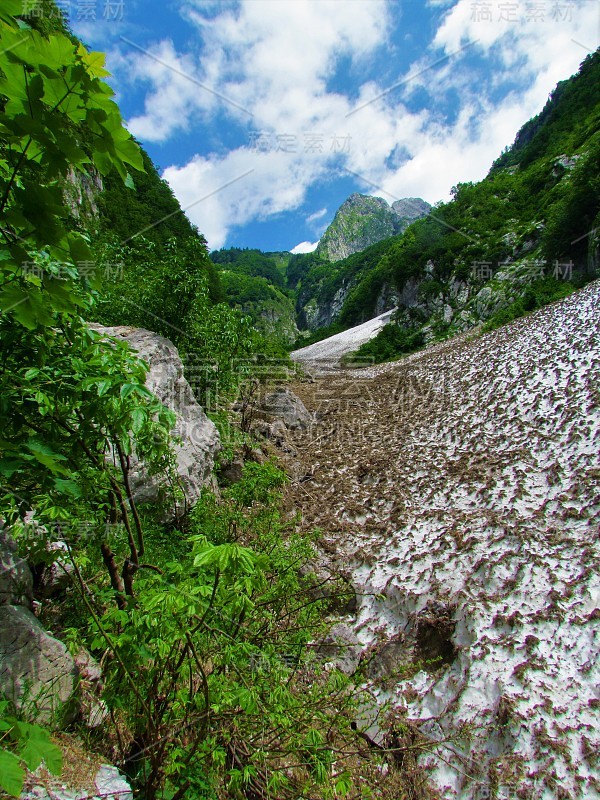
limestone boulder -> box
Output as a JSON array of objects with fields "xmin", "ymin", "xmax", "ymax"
[
  {"xmin": 0, "ymin": 605, "xmax": 77, "ymax": 725},
  {"xmin": 259, "ymin": 387, "xmax": 313, "ymax": 430},
  {"xmin": 89, "ymin": 325, "xmax": 220, "ymax": 518},
  {"xmin": 316, "ymin": 622, "xmax": 361, "ymax": 675}
]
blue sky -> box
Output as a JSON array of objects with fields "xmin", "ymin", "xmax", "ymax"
[{"xmin": 68, "ymin": 0, "xmax": 599, "ymax": 253}]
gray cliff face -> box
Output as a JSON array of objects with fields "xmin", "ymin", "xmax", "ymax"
[
  {"xmin": 300, "ymin": 284, "xmax": 350, "ymax": 331},
  {"xmin": 391, "ymin": 196, "xmax": 432, "ymax": 223},
  {"xmin": 63, "ymin": 166, "xmax": 103, "ymax": 220},
  {"xmin": 316, "ymin": 193, "xmax": 430, "ymax": 262}
]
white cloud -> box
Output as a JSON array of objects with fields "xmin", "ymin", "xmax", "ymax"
[
  {"xmin": 121, "ymin": 40, "xmax": 219, "ymax": 142},
  {"xmin": 119, "ymin": 0, "xmax": 599, "ymax": 246},
  {"xmin": 306, "ymin": 208, "xmax": 328, "ymax": 224},
  {"xmin": 290, "ymin": 240, "xmax": 320, "ymax": 254},
  {"xmin": 163, "ymin": 146, "xmax": 332, "ymax": 249}
]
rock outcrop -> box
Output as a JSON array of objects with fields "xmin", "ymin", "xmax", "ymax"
[
  {"xmin": 0, "ymin": 531, "xmax": 33, "ymax": 607},
  {"xmin": 90, "ymin": 325, "xmax": 220, "ymax": 517},
  {"xmin": 0, "ymin": 603, "xmax": 77, "ymax": 726},
  {"xmin": 0, "ymin": 533, "xmax": 78, "ymax": 726},
  {"xmin": 259, "ymin": 387, "xmax": 313, "ymax": 430}
]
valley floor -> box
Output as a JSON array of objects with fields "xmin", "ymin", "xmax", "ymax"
[{"xmin": 287, "ymin": 282, "xmax": 600, "ymax": 799}]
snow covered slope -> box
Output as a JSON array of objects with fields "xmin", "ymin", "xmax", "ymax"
[
  {"xmin": 288, "ymin": 282, "xmax": 600, "ymax": 799},
  {"xmin": 291, "ymin": 308, "xmax": 396, "ymax": 371}
]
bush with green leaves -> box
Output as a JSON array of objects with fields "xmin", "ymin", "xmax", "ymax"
[
  {"xmin": 0, "ymin": 699, "xmax": 62, "ymax": 798},
  {"xmin": 73, "ymin": 461, "xmax": 360, "ymax": 800},
  {"xmin": 482, "ymin": 276, "xmax": 577, "ymax": 332},
  {"xmin": 349, "ymin": 323, "xmax": 425, "ymax": 365}
]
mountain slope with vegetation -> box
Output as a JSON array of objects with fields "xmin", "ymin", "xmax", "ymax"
[
  {"xmin": 232, "ymin": 40, "xmax": 598, "ymax": 351},
  {"xmin": 209, "ymin": 247, "xmax": 298, "ymax": 344},
  {"xmin": 283, "ymin": 49, "xmax": 599, "ymax": 354},
  {"xmin": 333, "ymin": 49, "xmax": 600, "ymax": 361}
]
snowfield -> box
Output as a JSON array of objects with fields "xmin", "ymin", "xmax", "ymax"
[
  {"xmin": 291, "ymin": 308, "xmax": 396, "ymax": 371},
  {"xmin": 289, "ymin": 281, "xmax": 600, "ymax": 799}
]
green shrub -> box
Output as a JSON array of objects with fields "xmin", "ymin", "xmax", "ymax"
[
  {"xmin": 482, "ymin": 277, "xmax": 576, "ymax": 332},
  {"xmin": 348, "ymin": 324, "xmax": 425, "ymax": 364}
]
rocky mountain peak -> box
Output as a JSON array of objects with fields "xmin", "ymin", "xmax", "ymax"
[
  {"xmin": 391, "ymin": 196, "xmax": 432, "ymax": 220},
  {"xmin": 316, "ymin": 192, "xmax": 430, "ymax": 262}
]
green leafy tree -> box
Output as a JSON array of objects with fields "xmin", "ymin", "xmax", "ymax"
[{"xmin": 0, "ymin": 3, "xmax": 174, "ymax": 602}]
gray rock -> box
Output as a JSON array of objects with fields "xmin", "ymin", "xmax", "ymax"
[
  {"xmin": 94, "ymin": 765, "xmax": 133, "ymax": 800},
  {"xmin": 260, "ymin": 388, "xmax": 313, "ymax": 430},
  {"xmin": 374, "ymin": 282, "xmax": 398, "ymax": 317},
  {"xmin": 20, "ymin": 764, "xmax": 132, "ymax": 800},
  {"xmin": 317, "ymin": 623, "xmax": 361, "ymax": 675},
  {"xmin": 74, "ymin": 649, "xmax": 108, "ymax": 729},
  {"xmin": 300, "ymin": 285, "xmax": 350, "ymax": 331},
  {"xmin": 397, "ymin": 277, "xmax": 422, "ymax": 308},
  {"xmin": 364, "ymin": 635, "xmax": 411, "ymax": 682},
  {"xmin": 217, "ymin": 459, "xmax": 244, "ymax": 486},
  {"xmin": 391, "ymin": 197, "xmax": 432, "ymax": 221},
  {"xmin": 552, "ymin": 153, "xmax": 579, "ymax": 176},
  {"xmin": 0, "ymin": 605, "xmax": 77, "ymax": 725},
  {"xmin": 37, "ymin": 542, "xmax": 74, "ymax": 599},
  {"xmin": 89, "ymin": 326, "xmax": 220, "ymax": 518},
  {"xmin": 250, "ymin": 418, "xmax": 288, "ymax": 445},
  {"xmin": 316, "ymin": 193, "xmax": 430, "ymax": 262},
  {"xmin": 473, "ymin": 285, "xmax": 505, "ymax": 319},
  {"xmin": 0, "ymin": 532, "xmax": 33, "ymax": 607}
]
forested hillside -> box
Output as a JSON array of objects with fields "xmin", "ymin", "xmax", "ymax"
[
  {"xmin": 209, "ymin": 248, "xmax": 298, "ymax": 344},
  {"xmin": 293, "ymin": 49, "xmax": 600, "ymax": 361}
]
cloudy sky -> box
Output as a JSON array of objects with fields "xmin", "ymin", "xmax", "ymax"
[{"xmin": 69, "ymin": 0, "xmax": 599, "ymax": 253}]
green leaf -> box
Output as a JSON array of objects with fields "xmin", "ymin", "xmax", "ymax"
[
  {"xmin": 53, "ymin": 478, "xmax": 82, "ymax": 498},
  {"xmin": 96, "ymin": 379, "xmax": 112, "ymax": 397},
  {"xmin": 0, "ymin": 284, "xmax": 54, "ymax": 329},
  {"xmin": 131, "ymin": 408, "xmax": 146, "ymax": 434},
  {"xmin": 0, "ymin": 749, "xmax": 25, "ymax": 798},
  {"xmin": 25, "ymin": 441, "xmax": 69, "ymax": 475},
  {"xmin": 119, "ymin": 383, "xmax": 137, "ymax": 399},
  {"xmin": 0, "ymin": 0, "xmax": 24, "ymax": 23},
  {"xmin": 16, "ymin": 723, "xmax": 62, "ymax": 775},
  {"xmin": 81, "ymin": 49, "xmax": 110, "ymax": 79}
]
